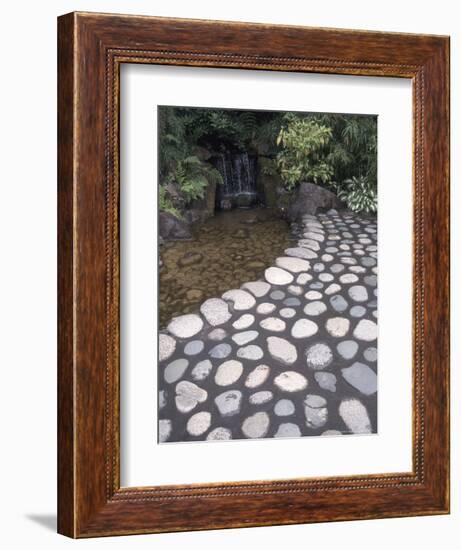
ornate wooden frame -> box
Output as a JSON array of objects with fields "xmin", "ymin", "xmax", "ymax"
[{"xmin": 57, "ymin": 12, "xmax": 450, "ymax": 538}]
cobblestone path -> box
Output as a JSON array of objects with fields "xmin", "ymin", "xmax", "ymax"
[{"xmin": 158, "ymin": 210, "xmax": 378, "ymax": 443}]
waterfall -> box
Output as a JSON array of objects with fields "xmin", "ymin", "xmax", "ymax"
[{"xmin": 214, "ymin": 152, "xmax": 257, "ymax": 208}]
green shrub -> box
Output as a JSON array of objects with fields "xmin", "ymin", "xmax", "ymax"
[
  {"xmin": 335, "ymin": 175, "xmax": 377, "ymax": 213},
  {"xmin": 276, "ymin": 118, "xmax": 334, "ymax": 190},
  {"xmin": 159, "ymin": 186, "xmax": 182, "ymax": 219}
]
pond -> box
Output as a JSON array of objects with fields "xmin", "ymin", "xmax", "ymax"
[{"xmin": 159, "ymin": 207, "xmax": 294, "ymax": 328}]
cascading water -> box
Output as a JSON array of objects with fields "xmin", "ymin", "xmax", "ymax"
[{"xmin": 214, "ymin": 152, "xmax": 257, "ymax": 208}]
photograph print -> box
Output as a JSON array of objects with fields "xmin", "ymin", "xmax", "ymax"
[{"xmin": 157, "ymin": 106, "xmax": 378, "ymax": 443}]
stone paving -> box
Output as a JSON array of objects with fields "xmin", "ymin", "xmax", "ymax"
[{"xmin": 158, "ymin": 210, "xmax": 378, "ymax": 443}]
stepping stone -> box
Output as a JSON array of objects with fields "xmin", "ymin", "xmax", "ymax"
[
  {"xmin": 342, "ymin": 363, "xmax": 377, "ymax": 395},
  {"xmin": 274, "ymin": 423, "xmax": 301, "ymax": 438},
  {"xmin": 331, "ymin": 263, "xmax": 345, "ymax": 273},
  {"xmin": 284, "ymin": 297, "xmax": 301, "ymax": 306},
  {"xmin": 274, "ymin": 399, "xmax": 295, "ymax": 416},
  {"xmin": 232, "ymin": 330, "xmax": 258, "ymax": 346},
  {"xmin": 265, "ymin": 266, "xmax": 294, "ymax": 285},
  {"xmin": 297, "ymin": 273, "xmax": 313, "ymax": 285},
  {"xmin": 184, "ymin": 340, "xmax": 204, "ymax": 356},
  {"xmin": 353, "ymin": 319, "xmax": 377, "ymax": 341},
  {"xmin": 364, "ymin": 347, "xmax": 377, "ymax": 362},
  {"xmin": 288, "ymin": 285, "xmax": 303, "ymax": 296},
  {"xmin": 215, "ymin": 390, "xmax": 243, "ymax": 417},
  {"xmin": 303, "ymin": 231, "xmax": 324, "ymax": 242},
  {"xmin": 175, "ymin": 381, "xmax": 207, "ymax": 413},
  {"xmin": 209, "ymin": 343, "xmax": 232, "ymax": 359},
  {"xmin": 339, "ymin": 273, "xmax": 359, "ymax": 284},
  {"xmin": 319, "ymin": 273, "xmax": 334, "ymax": 282},
  {"xmin": 339, "ymin": 398, "xmax": 372, "ymax": 433},
  {"xmin": 200, "ymin": 298, "xmax": 231, "ymax": 326},
  {"xmin": 159, "ymin": 390, "xmax": 167, "ymax": 410},
  {"xmin": 222, "ymin": 289, "xmax": 256, "ymax": 311},
  {"xmin": 276, "ymin": 257, "xmax": 311, "ymax": 273},
  {"xmin": 291, "ymin": 319, "xmax": 318, "ymax": 339},
  {"xmin": 322, "ymin": 254, "xmax": 334, "ymax": 262},
  {"xmin": 313, "ymin": 263, "xmax": 325, "ymax": 273},
  {"xmin": 168, "ymin": 314, "xmax": 204, "ymax": 339},
  {"xmin": 159, "ymin": 334, "xmax": 176, "ymax": 362},
  {"xmin": 260, "ymin": 317, "xmax": 286, "ymax": 332},
  {"xmin": 325, "ymin": 283, "xmax": 341, "ymax": 295},
  {"xmin": 361, "ymin": 257, "xmax": 376, "ymax": 267},
  {"xmin": 191, "ymin": 359, "xmax": 213, "ymax": 381},
  {"xmin": 298, "ymin": 239, "xmax": 320, "ymax": 251},
  {"xmin": 325, "ymin": 247, "xmax": 339, "ymax": 253},
  {"xmin": 364, "ymin": 275, "xmax": 377, "ymax": 287},
  {"xmin": 304, "ymin": 394, "xmax": 328, "ymax": 428},
  {"xmin": 208, "ymin": 328, "xmax": 227, "ymax": 341},
  {"xmin": 280, "ymin": 307, "xmax": 296, "ymax": 318},
  {"xmin": 349, "ymin": 265, "xmax": 366, "ymax": 274},
  {"xmin": 257, "ymin": 302, "xmax": 277, "ymax": 315},
  {"xmin": 207, "ymin": 427, "xmax": 232, "ymax": 441},
  {"xmin": 315, "ymin": 372, "xmax": 337, "ymax": 392},
  {"xmin": 305, "ymin": 290, "xmax": 322, "ymax": 300},
  {"xmin": 303, "ymin": 301, "xmax": 327, "ymax": 316},
  {"xmin": 215, "ymin": 360, "xmax": 244, "ymax": 386},
  {"xmin": 330, "ymin": 294, "xmax": 348, "ymax": 312},
  {"xmin": 337, "ymin": 340, "xmax": 359, "ymax": 360},
  {"xmin": 270, "ymin": 290, "xmax": 285, "ymax": 300},
  {"xmin": 158, "ymin": 419, "xmax": 172, "ymax": 443},
  {"xmin": 285, "ymin": 247, "xmax": 317, "ymax": 260},
  {"xmin": 164, "ymin": 358, "xmax": 189, "ymax": 384},
  {"xmin": 267, "ymin": 336, "xmax": 297, "ymax": 364},
  {"xmin": 321, "ymin": 430, "xmax": 342, "ymax": 436},
  {"xmin": 245, "ymin": 364, "xmax": 270, "ymax": 388},
  {"xmin": 350, "ymin": 305, "xmax": 366, "ymax": 317},
  {"xmin": 249, "ymin": 391, "xmax": 273, "ymax": 405},
  {"xmin": 274, "ymin": 371, "xmax": 308, "ymax": 392},
  {"xmin": 233, "ymin": 314, "xmax": 255, "ymax": 330},
  {"xmin": 341, "ymin": 257, "xmax": 357, "ymax": 265},
  {"xmin": 237, "ymin": 345, "xmax": 264, "ymax": 361},
  {"xmin": 242, "ymin": 412, "xmax": 270, "ymax": 438},
  {"xmin": 241, "ymin": 281, "xmax": 271, "ymax": 298},
  {"xmin": 305, "ymin": 343, "xmax": 333, "ymax": 370},
  {"xmin": 187, "ymin": 411, "xmax": 211, "ymax": 436},
  {"xmin": 348, "ymin": 285, "xmax": 369, "ymax": 302},
  {"xmin": 325, "ymin": 317, "xmax": 350, "ymax": 337}
]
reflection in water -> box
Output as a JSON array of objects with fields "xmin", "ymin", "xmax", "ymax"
[{"xmin": 159, "ymin": 207, "xmax": 293, "ymax": 328}]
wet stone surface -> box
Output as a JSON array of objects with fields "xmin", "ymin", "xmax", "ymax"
[{"xmin": 158, "ymin": 209, "xmax": 377, "ymax": 442}]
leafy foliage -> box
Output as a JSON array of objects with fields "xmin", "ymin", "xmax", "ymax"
[
  {"xmin": 276, "ymin": 117, "xmax": 334, "ymax": 190},
  {"xmin": 335, "ymin": 175, "xmax": 377, "ymax": 213},
  {"xmin": 159, "ymin": 186, "xmax": 183, "ymax": 219}
]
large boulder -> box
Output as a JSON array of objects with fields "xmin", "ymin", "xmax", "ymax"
[
  {"xmin": 159, "ymin": 211, "xmax": 192, "ymax": 241},
  {"xmin": 286, "ymin": 182, "xmax": 344, "ymax": 222}
]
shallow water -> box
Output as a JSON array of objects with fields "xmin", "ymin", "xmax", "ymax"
[{"xmin": 159, "ymin": 208, "xmax": 293, "ymax": 328}]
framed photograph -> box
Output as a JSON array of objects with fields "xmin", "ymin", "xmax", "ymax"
[{"xmin": 58, "ymin": 12, "xmax": 450, "ymax": 537}]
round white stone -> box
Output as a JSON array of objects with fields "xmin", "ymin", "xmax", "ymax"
[
  {"xmin": 191, "ymin": 359, "xmax": 213, "ymax": 381},
  {"xmin": 232, "ymin": 330, "xmax": 258, "ymax": 346},
  {"xmin": 265, "ymin": 266, "xmax": 294, "ymax": 285},
  {"xmin": 249, "ymin": 390, "xmax": 273, "ymax": 405},
  {"xmin": 297, "ymin": 273, "xmax": 313, "ymax": 285},
  {"xmin": 242, "ymin": 412, "xmax": 270, "ymax": 438},
  {"xmin": 222, "ymin": 289, "xmax": 256, "ymax": 311},
  {"xmin": 325, "ymin": 283, "xmax": 341, "ymax": 295},
  {"xmin": 353, "ymin": 319, "xmax": 378, "ymax": 341},
  {"xmin": 275, "ymin": 256, "xmax": 311, "ymax": 274},
  {"xmin": 168, "ymin": 314, "xmax": 204, "ymax": 339},
  {"xmin": 257, "ymin": 302, "xmax": 277, "ymax": 315},
  {"xmin": 232, "ymin": 313, "xmax": 255, "ymax": 330},
  {"xmin": 274, "ymin": 423, "xmax": 301, "ymax": 438},
  {"xmin": 339, "ymin": 398, "xmax": 372, "ymax": 434},
  {"xmin": 274, "ymin": 399, "xmax": 295, "ymax": 416},
  {"xmin": 280, "ymin": 307, "xmax": 296, "ymax": 319},
  {"xmin": 305, "ymin": 290, "xmax": 322, "ymax": 300},
  {"xmin": 245, "ymin": 364, "xmax": 270, "ymax": 388},
  {"xmin": 237, "ymin": 345, "xmax": 264, "ymax": 361},
  {"xmin": 288, "ymin": 285, "xmax": 303, "ymax": 296},
  {"xmin": 348, "ymin": 285, "xmax": 369, "ymax": 302},
  {"xmin": 159, "ymin": 334, "xmax": 176, "ymax": 362},
  {"xmin": 274, "ymin": 371, "xmax": 308, "ymax": 392},
  {"xmin": 260, "ymin": 317, "xmax": 286, "ymax": 332},
  {"xmin": 214, "ymin": 360, "xmax": 244, "ymax": 386},
  {"xmin": 200, "ymin": 298, "xmax": 231, "ymax": 326},
  {"xmin": 303, "ymin": 301, "xmax": 327, "ymax": 316},
  {"xmin": 187, "ymin": 411, "xmax": 211, "ymax": 436},
  {"xmin": 325, "ymin": 317, "xmax": 350, "ymax": 337},
  {"xmin": 305, "ymin": 343, "xmax": 333, "ymax": 370},
  {"xmin": 291, "ymin": 318, "xmax": 318, "ymax": 339},
  {"xmin": 284, "ymin": 247, "xmax": 317, "ymax": 260},
  {"xmin": 158, "ymin": 419, "xmax": 172, "ymax": 443},
  {"xmin": 208, "ymin": 328, "xmax": 227, "ymax": 341},
  {"xmin": 175, "ymin": 381, "xmax": 208, "ymax": 413},
  {"xmin": 207, "ymin": 427, "xmax": 232, "ymax": 441},
  {"xmin": 267, "ymin": 336, "xmax": 297, "ymax": 365},
  {"xmin": 241, "ymin": 281, "xmax": 271, "ymax": 298},
  {"xmin": 214, "ymin": 390, "xmax": 242, "ymax": 417}
]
